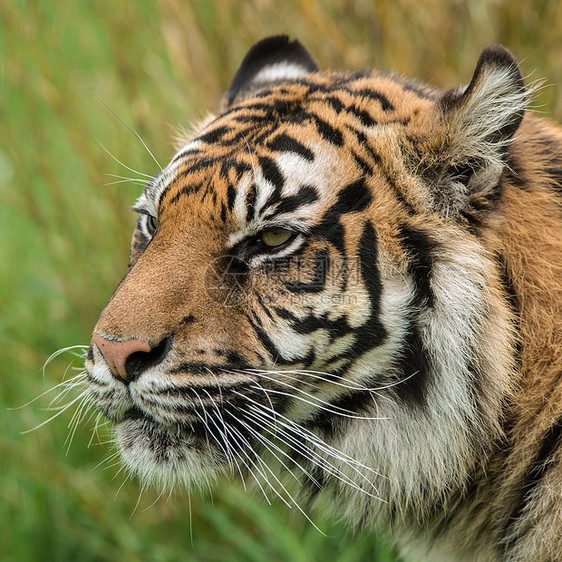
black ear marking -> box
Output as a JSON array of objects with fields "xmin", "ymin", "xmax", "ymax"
[{"xmin": 221, "ymin": 35, "xmax": 318, "ymax": 109}]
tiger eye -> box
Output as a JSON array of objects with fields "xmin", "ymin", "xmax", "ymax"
[{"xmin": 260, "ymin": 229, "xmax": 293, "ymax": 247}]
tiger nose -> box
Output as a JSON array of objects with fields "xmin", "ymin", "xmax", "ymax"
[{"xmin": 92, "ymin": 333, "xmax": 155, "ymax": 383}]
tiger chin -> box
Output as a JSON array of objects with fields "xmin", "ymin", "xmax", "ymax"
[{"xmin": 85, "ymin": 36, "xmax": 562, "ymax": 561}]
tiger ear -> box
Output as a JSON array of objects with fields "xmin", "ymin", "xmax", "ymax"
[
  {"xmin": 219, "ymin": 35, "xmax": 318, "ymax": 111},
  {"xmin": 425, "ymin": 46, "xmax": 526, "ymax": 218}
]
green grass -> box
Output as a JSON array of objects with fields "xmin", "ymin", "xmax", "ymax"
[{"xmin": 1, "ymin": 1, "xmax": 560, "ymax": 561}]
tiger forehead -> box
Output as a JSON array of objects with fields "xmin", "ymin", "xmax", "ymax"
[
  {"xmin": 212, "ymin": 72, "xmax": 436, "ymax": 132},
  {"xmin": 147, "ymin": 72, "xmax": 437, "ymax": 220}
]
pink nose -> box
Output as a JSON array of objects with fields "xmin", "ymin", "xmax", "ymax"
[{"xmin": 92, "ymin": 333, "xmax": 152, "ymax": 382}]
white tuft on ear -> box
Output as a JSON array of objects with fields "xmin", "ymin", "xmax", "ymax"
[
  {"xmin": 442, "ymin": 47, "xmax": 527, "ymax": 171},
  {"xmin": 428, "ymin": 46, "xmax": 527, "ymax": 218}
]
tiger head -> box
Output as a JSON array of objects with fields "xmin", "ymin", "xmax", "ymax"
[{"xmin": 86, "ymin": 36, "xmax": 525, "ymax": 523}]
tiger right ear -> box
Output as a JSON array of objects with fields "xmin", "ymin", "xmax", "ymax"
[
  {"xmin": 422, "ymin": 46, "xmax": 527, "ymax": 218},
  {"xmin": 218, "ymin": 35, "xmax": 318, "ymax": 111}
]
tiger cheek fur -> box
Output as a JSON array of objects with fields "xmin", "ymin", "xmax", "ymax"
[{"xmin": 85, "ymin": 36, "xmax": 562, "ymax": 562}]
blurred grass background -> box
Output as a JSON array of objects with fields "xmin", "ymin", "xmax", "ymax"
[{"xmin": 1, "ymin": 1, "xmax": 560, "ymax": 560}]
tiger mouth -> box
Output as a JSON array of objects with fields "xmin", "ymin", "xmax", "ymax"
[
  {"xmin": 117, "ymin": 399, "xmax": 259, "ymax": 453},
  {"xmin": 122, "ymin": 405, "xmax": 146, "ymax": 421},
  {"xmin": 119, "ymin": 404, "xmax": 204, "ymax": 438},
  {"xmin": 114, "ymin": 399, "xmax": 256, "ymax": 487}
]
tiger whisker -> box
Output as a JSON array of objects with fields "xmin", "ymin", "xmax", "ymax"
[
  {"xmin": 226, "ymin": 419, "xmax": 325, "ymax": 533},
  {"xmin": 250, "ymin": 367, "xmax": 419, "ymax": 394},
  {"xmin": 103, "ymin": 178, "xmax": 148, "ymax": 187},
  {"xmin": 222, "ymin": 420, "xmax": 295, "ymax": 510},
  {"xmin": 48, "ymin": 375, "xmax": 89, "ymax": 409},
  {"xmin": 96, "ymin": 96, "xmax": 163, "ymax": 171},
  {"xmin": 113, "ymin": 470, "xmax": 132, "ymax": 500},
  {"xmin": 201, "ymin": 376, "xmax": 239, "ymax": 471},
  {"xmin": 189, "ymin": 394, "xmax": 265, "ymax": 499},
  {"xmin": 247, "ymin": 376, "xmax": 389, "ymax": 421},
  {"xmin": 214, "ymin": 418, "xmax": 274, "ymax": 506},
  {"xmin": 190, "ymin": 390, "xmax": 238, "ymax": 471},
  {"xmin": 244, "ymin": 404, "xmax": 382, "ymax": 499},
  {"xmin": 95, "ymin": 449, "xmax": 122, "ymax": 472},
  {"xmin": 42, "ymin": 345, "xmax": 89, "ymax": 374},
  {"xmin": 233, "ymin": 389, "xmax": 386, "ymax": 497},
  {"xmin": 236, "ymin": 416, "xmax": 321, "ymax": 488},
  {"xmin": 258, "ymin": 403, "xmax": 386, "ymax": 481},
  {"xmin": 65, "ymin": 394, "xmax": 95, "ymax": 454},
  {"xmin": 88, "ymin": 412, "xmax": 108, "ymax": 447},
  {"xmin": 96, "ymin": 139, "xmax": 154, "ymax": 180},
  {"xmin": 10, "ymin": 372, "xmax": 87, "ymax": 411},
  {"xmin": 130, "ymin": 482, "xmax": 147, "ymax": 519},
  {"xmin": 21, "ymin": 390, "xmax": 90, "ymax": 434}
]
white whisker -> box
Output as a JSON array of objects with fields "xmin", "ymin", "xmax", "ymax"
[
  {"xmin": 21, "ymin": 391, "xmax": 90, "ymax": 434},
  {"xmin": 10, "ymin": 372, "xmax": 87, "ymax": 411},
  {"xmin": 97, "ymin": 97, "xmax": 163, "ymax": 171},
  {"xmin": 96, "ymin": 139, "xmax": 153, "ymax": 179},
  {"xmin": 245, "ymin": 370, "xmax": 389, "ymax": 420}
]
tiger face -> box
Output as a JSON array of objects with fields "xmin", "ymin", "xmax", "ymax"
[{"xmin": 86, "ymin": 36, "xmax": 530, "ymax": 540}]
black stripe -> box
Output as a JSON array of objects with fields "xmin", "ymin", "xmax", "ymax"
[
  {"xmin": 273, "ymin": 185, "xmax": 318, "ymax": 216},
  {"xmin": 312, "ymin": 178, "xmax": 373, "ymax": 299},
  {"xmin": 232, "ymin": 101, "xmax": 276, "ymax": 114},
  {"xmin": 352, "ymin": 222, "xmax": 387, "ymax": 351},
  {"xmin": 398, "ymin": 224, "xmax": 435, "ymax": 308},
  {"xmin": 222, "ymin": 159, "xmax": 252, "ymax": 180},
  {"xmin": 318, "ymin": 178, "xmax": 372, "ymax": 249},
  {"xmin": 346, "ymin": 103, "xmax": 376, "ymax": 127},
  {"xmin": 312, "ymin": 115, "xmax": 344, "ymax": 146},
  {"xmin": 349, "ymin": 88, "xmax": 394, "ymax": 111},
  {"xmin": 273, "ymin": 306, "xmax": 353, "ymax": 341},
  {"xmin": 179, "ymin": 315, "xmax": 195, "ymax": 326},
  {"xmin": 171, "ymin": 146, "xmax": 203, "ymax": 164},
  {"xmin": 248, "ymin": 315, "xmax": 291, "ymax": 365},
  {"xmin": 259, "ymin": 155, "xmax": 285, "ymax": 212},
  {"xmin": 226, "ymin": 181, "xmax": 236, "ymax": 211},
  {"xmin": 393, "ymin": 322, "xmax": 432, "ymax": 406},
  {"xmin": 170, "ymin": 362, "xmax": 252, "ymax": 376},
  {"xmin": 317, "ymin": 95, "xmax": 377, "ymax": 126},
  {"xmin": 255, "ymin": 293, "xmax": 276, "ymax": 321},
  {"xmin": 496, "ymin": 254, "xmax": 520, "ymax": 323},
  {"xmin": 494, "ymin": 255, "xmax": 523, "ymax": 430},
  {"xmin": 151, "ymin": 382, "xmax": 252, "ymax": 398},
  {"xmin": 167, "ymin": 183, "xmax": 202, "ymax": 207},
  {"xmin": 323, "ymin": 95, "xmax": 344, "ymax": 113},
  {"xmin": 268, "ymin": 133, "xmax": 314, "ymax": 161},
  {"xmin": 284, "ymin": 250, "xmax": 329, "ymax": 294},
  {"xmin": 351, "ymin": 150, "xmax": 373, "ymax": 176},
  {"xmin": 213, "ymin": 348, "xmax": 246, "ymax": 366},
  {"xmin": 502, "ymin": 418, "xmax": 562, "ymax": 552},
  {"xmin": 198, "ymin": 126, "xmax": 231, "ymax": 144},
  {"xmin": 176, "ymin": 159, "xmax": 216, "ymax": 178},
  {"xmin": 245, "ymin": 182, "xmax": 257, "ymax": 222}
]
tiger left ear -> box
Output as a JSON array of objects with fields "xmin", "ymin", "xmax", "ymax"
[
  {"xmin": 425, "ymin": 46, "xmax": 527, "ymax": 218},
  {"xmin": 219, "ymin": 35, "xmax": 318, "ymax": 111}
]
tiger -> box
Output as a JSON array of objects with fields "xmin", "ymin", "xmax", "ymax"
[{"xmin": 85, "ymin": 36, "xmax": 562, "ymax": 561}]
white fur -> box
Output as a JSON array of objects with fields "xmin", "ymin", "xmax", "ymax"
[{"xmin": 253, "ymin": 62, "xmax": 311, "ymax": 84}]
